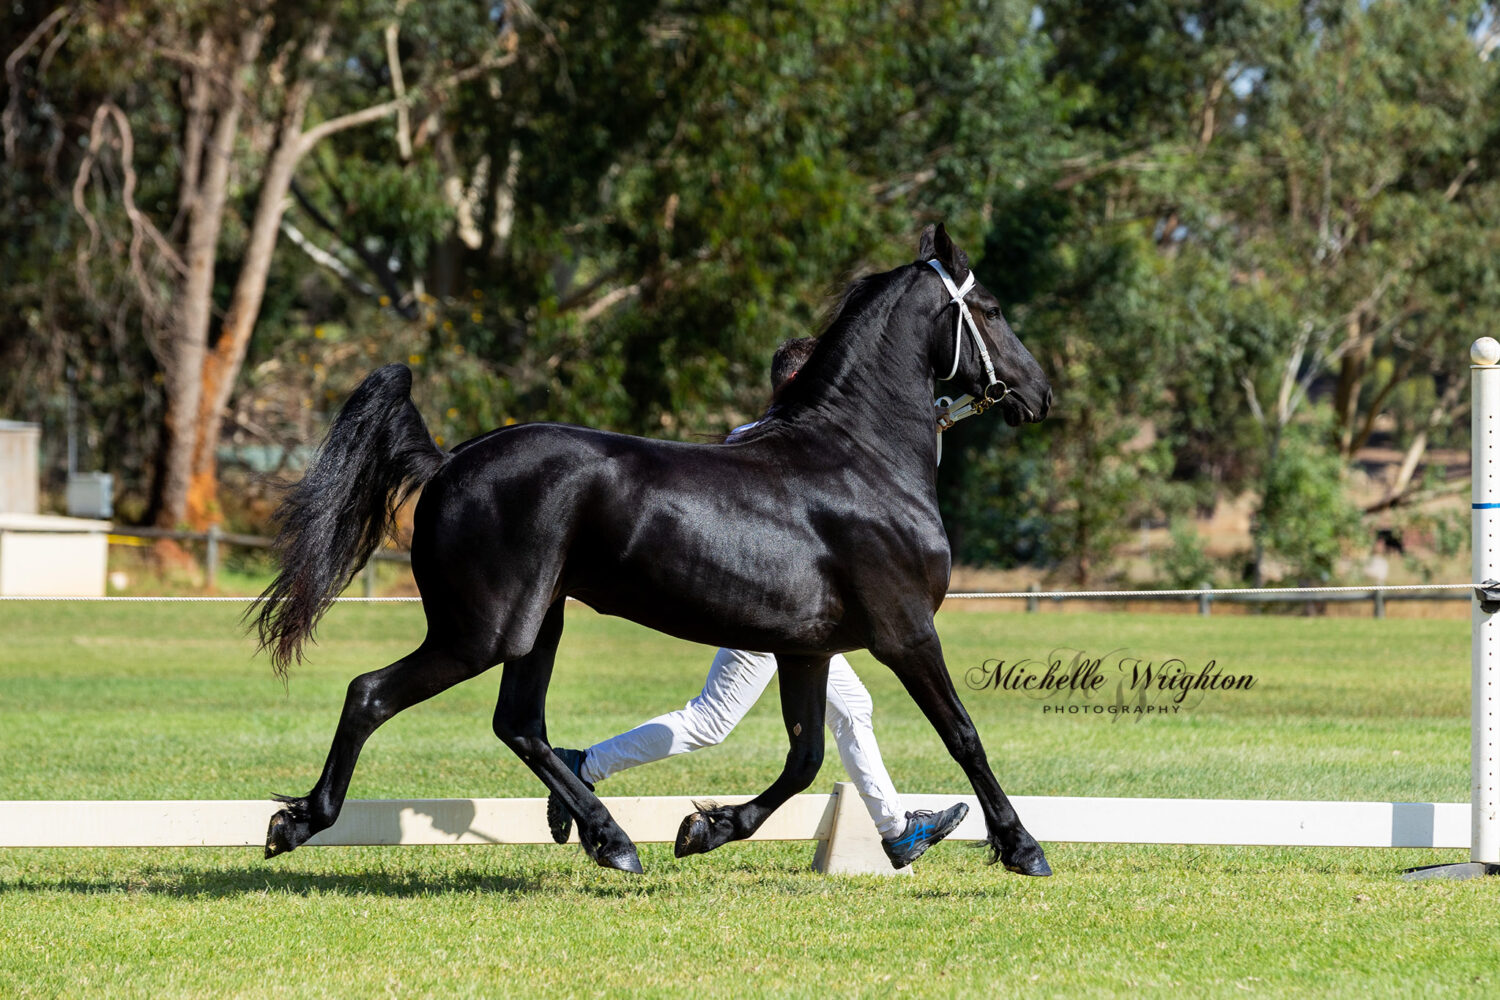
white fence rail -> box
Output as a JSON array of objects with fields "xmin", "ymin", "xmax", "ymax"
[{"xmin": 0, "ymin": 786, "xmax": 1472, "ymax": 877}]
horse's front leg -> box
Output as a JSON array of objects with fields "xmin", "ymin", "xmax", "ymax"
[
  {"xmin": 675, "ymin": 655, "xmax": 828, "ymax": 857},
  {"xmin": 873, "ymin": 629, "xmax": 1051, "ymax": 876}
]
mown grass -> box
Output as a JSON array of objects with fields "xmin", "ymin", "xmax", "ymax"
[{"xmin": 0, "ymin": 602, "xmax": 1491, "ymax": 998}]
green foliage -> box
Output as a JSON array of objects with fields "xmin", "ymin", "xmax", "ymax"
[
  {"xmin": 1254, "ymin": 424, "xmax": 1366, "ymax": 583},
  {"xmin": 1155, "ymin": 517, "xmax": 1220, "ymax": 589}
]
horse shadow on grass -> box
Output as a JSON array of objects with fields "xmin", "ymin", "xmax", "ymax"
[
  {"xmin": 0, "ymin": 865, "xmax": 562, "ymax": 899},
  {"xmin": 0, "ymin": 847, "xmax": 1016, "ymax": 900}
]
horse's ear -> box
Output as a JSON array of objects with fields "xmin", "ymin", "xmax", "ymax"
[
  {"xmin": 918, "ymin": 224, "xmax": 938, "ymax": 260},
  {"xmin": 931, "ymin": 222, "xmax": 970, "ymax": 282}
]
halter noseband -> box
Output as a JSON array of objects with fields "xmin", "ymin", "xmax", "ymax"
[{"xmin": 927, "ymin": 259, "xmax": 1010, "ymax": 430}]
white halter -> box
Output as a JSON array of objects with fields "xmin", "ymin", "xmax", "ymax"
[{"xmin": 927, "ymin": 259, "xmax": 1010, "ymax": 432}]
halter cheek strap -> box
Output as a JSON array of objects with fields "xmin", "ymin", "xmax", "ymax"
[
  {"xmin": 927, "ymin": 259, "xmax": 1010, "ymax": 429},
  {"xmin": 928, "ymin": 259, "xmax": 993, "ymax": 384}
]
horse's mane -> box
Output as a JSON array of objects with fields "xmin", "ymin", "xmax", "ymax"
[
  {"xmin": 718, "ymin": 271, "xmax": 894, "ymax": 443},
  {"xmin": 815, "ymin": 272, "xmax": 883, "ymax": 338},
  {"xmin": 781, "ymin": 267, "xmax": 906, "ymax": 404}
]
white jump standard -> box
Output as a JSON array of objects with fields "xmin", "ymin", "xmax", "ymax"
[{"xmin": 1404, "ymin": 339, "xmax": 1500, "ymax": 879}]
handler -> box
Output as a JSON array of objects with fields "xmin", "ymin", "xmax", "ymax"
[{"xmin": 549, "ymin": 338, "xmax": 969, "ymax": 870}]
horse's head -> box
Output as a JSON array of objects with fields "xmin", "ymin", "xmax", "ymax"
[{"xmin": 918, "ymin": 223, "xmax": 1052, "ymax": 426}]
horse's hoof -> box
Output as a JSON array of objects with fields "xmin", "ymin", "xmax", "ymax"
[
  {"xmin": 674, "ymin": 811, "xmax": 712, "ymax": 858},
  {"xmin": 1001, "ymin": 842, "xmax": 1053, "ymax": 877},
  {"xmin": 265, "ymin": 797, "xmax": 313, "ymax": 859},
  {"xmin": 265, "ymin": 811, "xmax": 298, "ymax": 858},
  {"xmin": 596, "ymin": 846, "xmax": 644, "ymax": 874},
  {"xmin": 546, "ymin": 790, "xmax": 573, "ymax": 845}
]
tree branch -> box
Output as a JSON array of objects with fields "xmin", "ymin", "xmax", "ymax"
[
  {"xmin": 1363, "ymin": 380, "xmax": 1469, "ymax": 512},
  {"xmin": 3, "ymin": 5, "xmax": 72, "ymax": 159},
  {"xmin": 577, "ymin": 283, "xmax": 642, "ymax": 323},
  {"xmin": 289, "ymin": 180, "xmax": 421, "ymax": 319},
  {"xmin": 1240, "ymin": 373, "xmax": 1265, "ymax": 426},
  {"xmin": 384, "ymin": 20, "xmax": 412, "ymax": 160},
  {"xmin": 296, "ymin": 51, "xmax": 517, "ymax": 156},
  {"xmin": 70, "ymin": 102, "xmax": 186, "ymax": 338},
  {"xmin": 1052, "ymin": 150, "xmax": 1157, "ymax": 191},
  {"xmin": 92, "ymin": 104, "xmax": 188, "ymax": 276},
  {"xmin": 1443, "ymin": 157, "xmax": 1479, "ymax": 201},
  {"xmin": 279, "ymin": 220, "xmax": 379, "ymax": 298}
]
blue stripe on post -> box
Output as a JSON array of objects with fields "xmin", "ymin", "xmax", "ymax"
[{"xmin": 1475, "ymin": 503, "xmax": 1500, "ymax": 509}]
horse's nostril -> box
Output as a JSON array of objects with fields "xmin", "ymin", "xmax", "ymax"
[{"xmin": 1043, "ymin": 388, "xmax": 1054, "ymax": 415}]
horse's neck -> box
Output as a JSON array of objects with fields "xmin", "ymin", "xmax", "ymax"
[{"xmin": 778, "ymin": 276, "xmax": 941, "ymax": 478}]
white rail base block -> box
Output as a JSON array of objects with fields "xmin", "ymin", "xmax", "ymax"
[{"xmin": 0, "ymin": 790, "xmax": 1472, "ymax": 876}]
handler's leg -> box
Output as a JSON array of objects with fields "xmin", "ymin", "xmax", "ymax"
[
  {"xmin": 825, "ymin": 655, "xmax": 971, "ymax": 868},
  {"xmin": 581, "ymin": 648, "xmax": 777, "ymax": 781},
  {"xmin": 675, "ymin": 656, "xmax": 829, "ymax": 857},
  {"xmin": 548, "ymin": 648, "xmax": 776, "ymax": 843},
  {"xmin": 823, "ymin": 655, "xmax": 904, "ymax": 838}
]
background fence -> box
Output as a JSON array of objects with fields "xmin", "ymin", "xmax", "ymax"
[{"xmin": 0, "ymin": 519, "xmax": 1474, "ymax": 615}]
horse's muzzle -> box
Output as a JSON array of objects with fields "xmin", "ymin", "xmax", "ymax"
[{"xmin": 1000, "ymin": 386, "xmax": 1051, "ymax": 425}]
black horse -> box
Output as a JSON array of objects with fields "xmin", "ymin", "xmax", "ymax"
[{"xmin": 252, "ymin": 224, "xmax": 1055, "ymax": 876}]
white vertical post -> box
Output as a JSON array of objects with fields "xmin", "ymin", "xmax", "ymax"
[{"xmin": 1472, "ymin": 342, "xmax": 1500, "ymax": 866}]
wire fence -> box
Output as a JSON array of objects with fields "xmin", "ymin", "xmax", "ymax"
[
  {"xmin": 0, "ymin": 521, "xmax": 1475, "ymax": 616},
  {"xmin": 0, "ymin": 583, "xmax": 1473, "ymax": 617}
]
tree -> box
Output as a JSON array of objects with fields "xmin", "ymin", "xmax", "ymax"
[{"xmin": 5, "ymin": 0, "xmax": 514, "ymax": 528}]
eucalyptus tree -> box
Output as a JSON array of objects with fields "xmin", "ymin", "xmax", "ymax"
[{"xmin": 4, "ymin": 0, "xmax": 513, "ymax": 528}]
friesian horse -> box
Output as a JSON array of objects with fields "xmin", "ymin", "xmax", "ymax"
[{"xmin": 252, "ymin": 224, "xmax": 1055, "ymax": 876}]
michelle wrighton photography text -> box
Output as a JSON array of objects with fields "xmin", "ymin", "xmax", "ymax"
[{"xmin": 964, "ymin": 649, "xmax": 1257, "ymax": 719}]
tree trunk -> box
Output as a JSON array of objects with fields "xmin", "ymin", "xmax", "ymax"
[
  {"xmin": 185, "ymin": 25, "xmax": 331, "ymax": 527},
  {"xmin": 153, "ymin": 20, "xmax": 263, "ymax": 529},
  {"xmin": 1333, "ymin": 315, "xmax": 1369, "ymax": 458},
  {"xmin": 1251, "ymin": 426, "xmax": 1284, "ymax": 589},
  {"xmin": 152, "ymin": 15, "xmax": 507, "ymax": 528}
]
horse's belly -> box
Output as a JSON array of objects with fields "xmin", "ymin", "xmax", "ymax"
[
  {"xmin": 566, "ymin": 529, "xmax": 848, "ymax": 655},
  {"xmin": 573, "ymin": 588, "xmax": 849, "ymax": 656}
]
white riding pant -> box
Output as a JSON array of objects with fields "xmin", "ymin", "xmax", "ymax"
[{"xmin": 579, "ymin": 647, "xmax": 906, "ymax": 839}]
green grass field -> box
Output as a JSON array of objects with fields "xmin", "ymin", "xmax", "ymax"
[{"xmin": 0, "ymin": 602, "xmax": 1492, "ymax": 998}]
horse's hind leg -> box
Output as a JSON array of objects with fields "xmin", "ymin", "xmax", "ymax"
[
  {"xmin": 265, "ymin": 642, "xmax": 489, "ymax": 858},
  {"xmin": 873, "ymin": 629, "xmax": 1050, "ymax": 876},
  {"xmin": 491, "ymin": 599, "xmax": 642, "ymax": 873},
  {"xmin": 675, "ymin": 656, "xmax": 829, "ymax": 858}
]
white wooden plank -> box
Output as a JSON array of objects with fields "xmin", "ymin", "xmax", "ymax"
[
  {"xmin": 903, "ymin": 795, "xmax": 1472, "ymax": 849},
  {"xmin": 0, "ymin": 795, "xmax": 1471, "ymax": 850},
  {"xmin": 0, "ymin": 795, "xmax": 836, "ymax": 849}
]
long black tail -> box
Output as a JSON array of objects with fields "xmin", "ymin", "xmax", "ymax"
[{"xmin": 250, "ymin": 364, "xmax": 447, "ymax": 677}]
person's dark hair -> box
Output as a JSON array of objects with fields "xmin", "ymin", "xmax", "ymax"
[{"xmin": 770, "ymin": 338, "xmax": 817, "ymax": 392}]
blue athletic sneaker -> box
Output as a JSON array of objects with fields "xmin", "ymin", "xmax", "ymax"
[
  {"xmin": 546, "ymin": 747, "xmax": 592, "ymax": 844},
  {"xmin": 882, "ymin": 802, "xmax": 970, "ymax": 869}
]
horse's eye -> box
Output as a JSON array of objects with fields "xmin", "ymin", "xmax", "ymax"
[{"xmin": 985, "ymin": 308, "xmax": 1001, "ymax": 321}]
